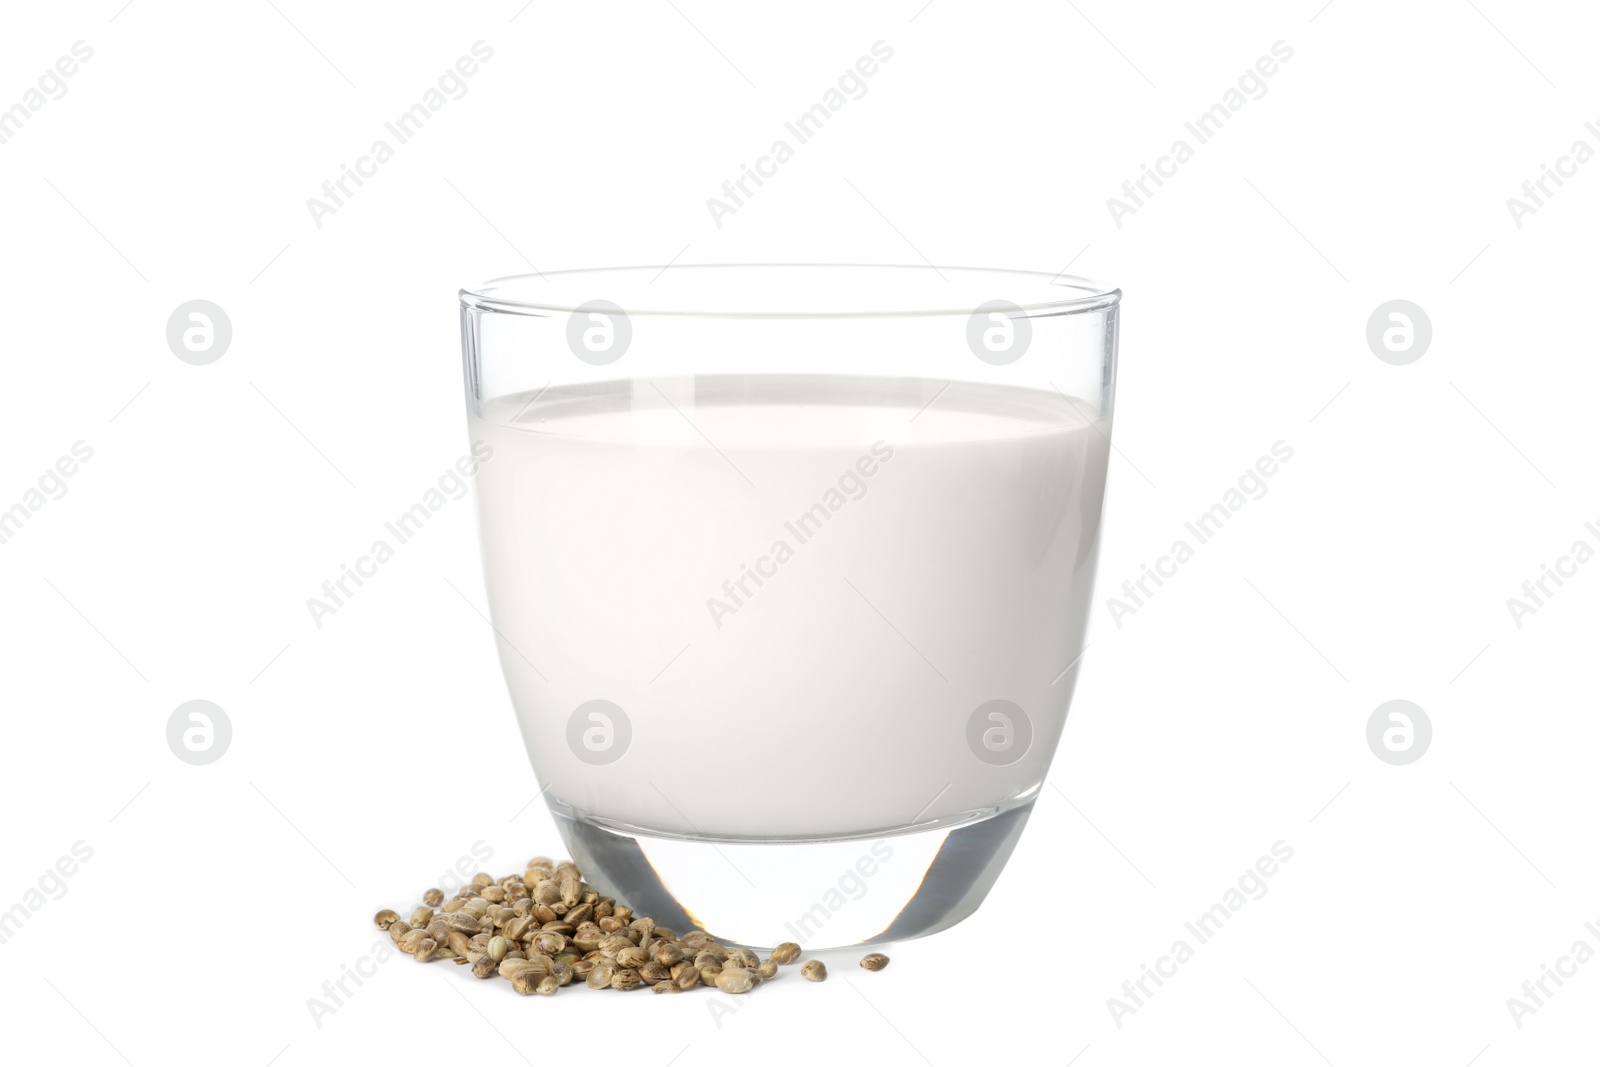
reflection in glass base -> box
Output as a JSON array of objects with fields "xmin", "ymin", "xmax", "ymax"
[{"xmin": 549, "ymin": 797, "xmax": 1035, "ymax": 950}]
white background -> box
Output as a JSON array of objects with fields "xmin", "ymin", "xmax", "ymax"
[{"xmin": 2, "ymin": 1, "xmax": 1596, "ymax": 1064}]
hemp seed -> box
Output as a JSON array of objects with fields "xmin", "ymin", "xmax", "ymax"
[
  {"xmin": 716, "ymin": 968, "xmax": 755, "ymax": 994},
  {"xmin": 377, "ymin": 853, "xmax": 875, "ymax": 1001},
  {"xmin": 585, "ymin": 960, "xmax": 616, "ymax": 990}
]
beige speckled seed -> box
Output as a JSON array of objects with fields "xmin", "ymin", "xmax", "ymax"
[
  {"xmin": 716, "ymin": 968, "xmax": 754, "ymax": 994},
  {"xmin": 586, "ymin": 960, "xmax": 616, "ymax": 989},
  {"xmin": 500, "ymin": 957, "xmax": 547, "ymax": 981}
]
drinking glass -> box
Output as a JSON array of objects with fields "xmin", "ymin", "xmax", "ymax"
[{"xmin": 459, "ymin": 265, "xmax": 1120, "ymax": 947}]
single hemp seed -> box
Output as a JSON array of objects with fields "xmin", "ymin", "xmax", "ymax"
[
  {"xmin": 770, "ymin": 942, "xmax": 801, "ymax": 965},
  {"xmin": 801, "ymin": 960, "xmax": 827, "ymax": 982},
  {"xmin": 860, "ymin": 953, "xmax": 889, "ymax": 972},
  {"xmin": 716, "ymin": 968, "xmax": 755, "ymax": 994}
]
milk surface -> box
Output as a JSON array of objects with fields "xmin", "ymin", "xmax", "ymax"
[{"xmin": 470, "ymin": 375, "xmax": 1109, "ymax": 838}]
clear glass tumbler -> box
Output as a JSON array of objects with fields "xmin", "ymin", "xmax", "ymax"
[{"xmin": 459, "ymin": 265, "xmax": 1119, "ymax": 948}]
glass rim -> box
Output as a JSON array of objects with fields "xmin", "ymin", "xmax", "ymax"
[{"xmin": 459, "ymin": 262, "xmax": 1121, "ymax": 319}]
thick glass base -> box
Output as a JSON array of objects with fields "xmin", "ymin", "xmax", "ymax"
[{"xmin": 550, "ymin": 796, "xmax": 1035, "ymax": 950}]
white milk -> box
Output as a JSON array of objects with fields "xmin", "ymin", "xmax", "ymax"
[{"xmin": 469, "ymin": 375, "xmax": 1109, "ymax": 839}]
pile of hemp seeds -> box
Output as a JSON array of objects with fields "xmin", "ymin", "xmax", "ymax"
[{"xmin": 373, "ymin": 856, "xmax": 890, "ymax": 995}]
